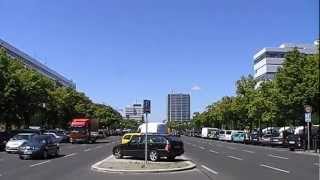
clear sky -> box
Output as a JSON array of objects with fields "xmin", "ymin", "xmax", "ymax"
[{"xmin": 0, "ymin": 0, "xmax": 318, "ymax": 122}]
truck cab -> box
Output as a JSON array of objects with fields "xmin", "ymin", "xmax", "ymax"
[{"xmin": 69, "ymin": 119, "xmax": 98, "ymax": 144}]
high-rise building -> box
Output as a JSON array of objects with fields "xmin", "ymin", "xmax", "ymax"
[
  {"xmin": 253, "ymin": 40, "xmax": 318, "ymax": 83},
  {"xmin": 167, "ymin": 93, "xmax": 190, "ymax": 122},
  {"xmin": 124, "ymin": 104, "xmax": 144, "ymax": 122},
  {"xmin": 0, "ymin": 38, "xmax": 76, "ymax": 89}
]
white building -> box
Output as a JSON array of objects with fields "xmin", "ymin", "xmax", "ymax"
[
  {"xmin": 124, "ymin": 104, "xmax": 144, "ymax": 122},
  {"xmin": 253, "ymin": 40, "xmax": 318, "ymax": 86}
]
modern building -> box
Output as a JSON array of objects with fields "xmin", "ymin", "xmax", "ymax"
[
  {"xmin": 124, "ymin": 104, "xmax": 144, "ymax": 122},
  {"xmin": 167, "ymin": 93, "xmax": 191, "ymax": 122},
  {"xmin": 253, "ymin": 40, "xmax": 318, "ymax": 83},
  {"xmin": 0, "ymin": 38, "xmax": 76, "ymax": 89}
]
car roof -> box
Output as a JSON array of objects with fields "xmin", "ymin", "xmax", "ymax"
[
  {"xmin": 123, "ymin": 133, "xmax": 141, "ymax": 136},
  {"xmin": 16, "ymin": 133, "xmax": 36, "ymax": 136}
]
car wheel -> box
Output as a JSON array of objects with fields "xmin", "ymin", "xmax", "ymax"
[
  {"xmin": 167, "ymin": 155, "xmax": 175, "ymax": 161},
  {"xmin": 149, "ymin": 150, "xmax": 159, "ymax": 162},
  {"xmin": 19, "ymin": 155, "xmax": 26, "ymax": 160},
  {"xmin": 114, "ymin": 148, "xmax": 123, "ymax": 159},
  {"xmin": 43, "ymin": 150, "xmax": 48, "ymax": 159}
]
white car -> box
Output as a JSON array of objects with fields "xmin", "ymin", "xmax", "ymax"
[
  {"xmin": 219, "ymin": 130, "xmax": 227, "ymax": 141},
  {"xmin": 6, "ymin": 133, "xmax": 36, "ymax": 153}
]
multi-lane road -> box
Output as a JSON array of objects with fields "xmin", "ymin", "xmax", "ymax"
[{"xmin": 0, "ymin": 136, "xmax": 319, "ymax": 180}]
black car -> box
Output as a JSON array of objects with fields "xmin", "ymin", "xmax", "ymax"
[
  {"xmin": 287, "ymin": 134, "xmax": 303, "ymax": 151},
  {"xmin": 250, "ymin": 133, "xmax": 261, "ymax": 145},
  {"xmin": 112, "ymin": 134, "xmax": 184, "ymax": 162},
  {"xmin": 18, "ymin": 135, "xmax": 60, "ymax": 160}
]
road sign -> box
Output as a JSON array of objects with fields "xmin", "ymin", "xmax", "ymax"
[
  {"xmin": 305, "ymin": 105, "xmax": 312, "ymax": 113},
  {"xmin": 143, "ymin": 100, "xmax": 151, "ymax": 113},
  {"xmin": 305, "ymin": 113, "xmax": 312, "ymax": 123}
]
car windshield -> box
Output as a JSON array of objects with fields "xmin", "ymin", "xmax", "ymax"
[{"xmin": 12, "ymin": 134, "xmax": 33, "ymax": 141}]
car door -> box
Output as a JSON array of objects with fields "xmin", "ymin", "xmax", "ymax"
[{"xmin": 123, "ymin": 135, "xmax": 140, "ymax": 157}]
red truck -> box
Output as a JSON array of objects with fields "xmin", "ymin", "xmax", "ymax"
[{"xmin": 69, "ymin": 119, "xmax": 99, "ymax": 144}]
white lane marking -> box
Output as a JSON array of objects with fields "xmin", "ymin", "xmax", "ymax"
[
  {"xmin": 268, "ymin": 154, "xmax": 289, "ymax": 160},
  {"xmin": 30, "ymin": 160, "xmax": 51, "ymax": 167},
  {"xmin": 84, "ymin": 148, "xmax": 92, "ymax": 152},
  {"xmin": 242, "ymin": 150, "xmax": 255, "ymax": 154},
  {"xmin": 314, "ymin": 163, "xmax": 319, "ymax": 166},
  {"xmin": 227, "ymin": 156, "xmax": 243, "ymax": 161},
  {"xmin": 227, "ymin": 146, "xmax": 236, "ymax": 150},
  {"xmin": 199, "ymin": 146, "xmax": 205, "ymax": 150},
  {"xmin": 210, "ymin": 150, "xmax": 219, "ymax": 154},
  {"xmin": 260, "ymin": 164, "xmax": 290, "ymax": 174},
  {"xmin": 0, "ymin": 173, "xmax": 2, "ymax": 177},
  {"xmin": 64, "ymin": 153, "xmax": 77, "ymax": 158},
  {"xmin": 0, "ymin": 158, "xmax": 4, "ymax": 161},
  {"xmin": 201, "ymin": 165, "xmax": 219, "ymax": 175}
]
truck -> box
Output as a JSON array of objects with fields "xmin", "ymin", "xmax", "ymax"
[
  {"xmin": 69, "ymin": 118, "xmax": 99, "ymax": 144},
  {"xmin": 201, "ymin": 127, "xmax": 220, "ymax": 139},
  {"xmin": 138, "ymin": 123, "xmax": 168, "ymax": 134}
]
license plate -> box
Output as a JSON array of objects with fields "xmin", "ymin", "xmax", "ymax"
[
  {"xmin": 289, "ymin": 141, "xmax": 295, "ymax": 144},
  {"xmin": 24, "ymin": 151, "xmax": 33, "ymax": 155}
]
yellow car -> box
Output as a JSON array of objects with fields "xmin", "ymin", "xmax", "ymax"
[{"xmin": 121, "ymin": 133, "xmax": 141, "ymax": 144}]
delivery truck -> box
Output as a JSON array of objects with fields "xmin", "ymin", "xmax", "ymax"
[{"xmin": 69, "ymin": 118, "xmax": 99, "ymax": 143}]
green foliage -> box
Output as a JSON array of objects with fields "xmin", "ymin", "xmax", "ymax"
[
  {"xmin": 0, "ymin": 50, "xmax": 122, "ymax": 130},
  {"xmin": 191, "ymin": 49, "xmax": 319, "ymax": 130}
]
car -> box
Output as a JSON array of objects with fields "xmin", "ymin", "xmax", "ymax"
[
  {"xmin": 0, "ymin": 132, "xmax": 10, "ymax": 151},
  {"xmin": 219, "ymin": 130, "xmax": 226, "ymax": 141},
  {"xmin": 260, "ymin": 133, "xmax": 283, "ymax": 147},
  {"xmin": 45, "ymin": 130, "xmax": 69, "ymax": 143},
  {"xmin": 44, "ymin": 132, "xmax": 64, "ymax": 143},
  {"xmin": 18, "ymin": 135, "xmax": 60, "ymax": 160},
  {"xmin": 121, "ymin": 133, "xmax": 141, "ymax": 144},
  {"xmin": 113, "ymin": 134, "xmax": 184, "ymax": 162},
  {"xmin": 250, "ymin": 133, "xmax": 261, "ymax": 145},
  {"xmin": 5, "ymin": 133, "xmax": 37, "ymax": 153},
  {"xmin": 232, "ymin": 132, "xmax": 245, "ymax": 143},
  {"xmin": 287, "ymin": 134, "xmax": 303, "ymax": 151}
]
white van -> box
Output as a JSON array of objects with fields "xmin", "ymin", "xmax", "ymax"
[
  {"xmin": 219, "ymin": 130, "xmax": 226, "ymax": 141},
  {"xmin": 138, "ymin": 123, "xmax": 168, "ymax": 134}
]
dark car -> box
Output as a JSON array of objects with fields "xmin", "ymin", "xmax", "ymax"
[
  {"xmin": 112, "ymin": 134, "xmax": 184, "ymax": 162},
  {"xmin": 250, "ymin": 133, "xmax": 261, "ymax": 145},
  {"xmin": 18, "ymin": 135, "xmax": 60, "ymax": 160},
  {"xmin": 0, "ymin": 132, "xmax": 10, "ymax": 151},
  {"xmin": 287, "ymin": 134, "xmax": 303, "ymax": 151}
]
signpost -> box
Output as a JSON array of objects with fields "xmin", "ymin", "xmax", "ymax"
[
  {"xmin": 143, "ymin": 100, "xmax": 151, "ymax": 166},
  {"xmin": 305, "ymin": 105, "xmax": 312, "ymax": 150}
]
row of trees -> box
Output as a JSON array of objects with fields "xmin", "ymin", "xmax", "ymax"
[
  {"xmin": 192, "ymin": 49, "xmax": 319, "ymax": 131},
  {"xmin": 0, "ymin": 50, "xmax": 123, "ymax": 130}
]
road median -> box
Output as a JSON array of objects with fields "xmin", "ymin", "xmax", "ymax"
[{"xmin": 91, "ymin": 155, "xmax": 196, "ymax": 173}]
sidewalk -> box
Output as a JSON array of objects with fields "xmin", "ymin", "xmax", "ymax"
[
  {"xmin": 91, "ymin": 155, "xmax": 196, "ymax": 173},
  {"xmin": 294, "ymin": 149, "xmax": 320, "ymax": 157}
]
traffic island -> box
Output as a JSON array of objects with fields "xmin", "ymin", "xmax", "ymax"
[{"xmin": 91, "ymin": 155, "xmax": 196, "ymax": 173}]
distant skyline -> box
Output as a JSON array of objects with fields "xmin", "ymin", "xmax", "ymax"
[{"xmin": 0, "ymin": 0, "xmax": 318, "ymax": 121}]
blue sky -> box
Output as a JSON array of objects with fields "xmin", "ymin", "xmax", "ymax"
[{"xmin": 0, "ymin": 0, "xmax": 318, "ymax": 121}]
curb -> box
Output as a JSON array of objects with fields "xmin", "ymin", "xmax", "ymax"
[{"xmin": 91, "ymin": 155, "xmax": 197, "ymax": 173}]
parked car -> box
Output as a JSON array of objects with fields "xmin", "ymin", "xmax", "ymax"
[
  {"xmin": 6, "ymin": 133, "xmax": 37, "ymax": 153},
  {"xmin": 0, "ymin": 132, "xmax": 10, "ymax": 151},
  {"xmin": 260, "ymin": 133, "xmax": 283, "ymax": 147},
  {"xmin": 19, "ymin": 135, "xmax": 60, "ymax": 160},
  {"xmin": 113, "ymin": 134, "xmax": 184, "ymax": 162},
  {"xmin": 287, "ymin": 134, "xmax": 303, "ymax": 151},
  {"xmin": 232, "ymin": 132, "xmax": 245, "ymax": 143},
  {"xmin": 121, "ymin": 133, "xmax": 141, "ymax": 144},
  {"xmin": 219, "ymin": 130, "xmax": 226, "ymax": 141},
  {"xmin": 250, "ymin": 133, "xmax": 261, "ymax": 145}
]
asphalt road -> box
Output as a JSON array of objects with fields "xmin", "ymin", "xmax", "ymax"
[{"xmin": 0, "ymin": 136, "xmax": 318, "ymax": 180}]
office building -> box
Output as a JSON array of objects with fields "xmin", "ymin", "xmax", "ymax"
[
  {"xmin": 0, "ymin": 38, "xmax": 76, "ymax": 89},
  {"xmin": 167, "ymin": 93, "xmax": 191, "ymax": 122},
  {"xmin": 124, "ymin": 104, "xmax": 144, "ymax": 122},
  {"xmin": 253, "ymin": 40, "xmax": 318, "ymax": 82}
]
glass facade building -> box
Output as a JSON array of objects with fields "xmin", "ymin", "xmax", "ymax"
[{"xmin": 167, "ymin": 93, "xmax": 191, "ymax": 122}]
